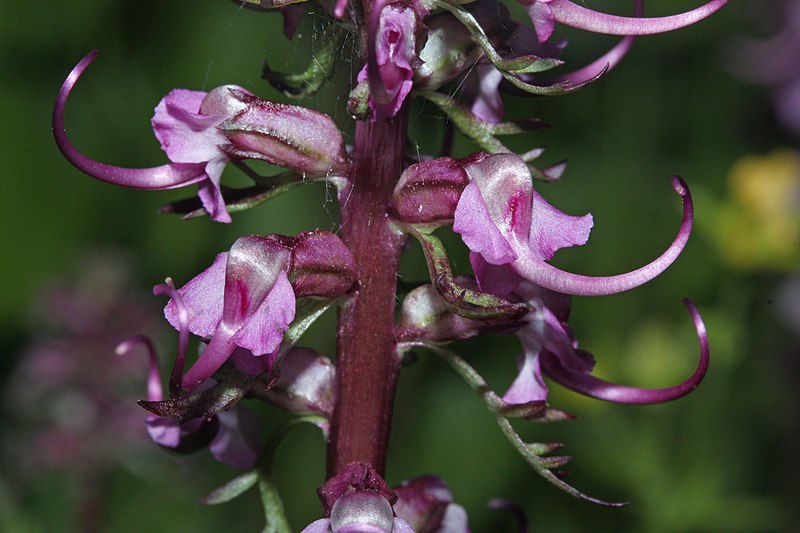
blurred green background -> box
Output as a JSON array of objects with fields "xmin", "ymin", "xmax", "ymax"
[{"xmin": 1, "ymin": 0, "xmax": 798, "ymax": 531}]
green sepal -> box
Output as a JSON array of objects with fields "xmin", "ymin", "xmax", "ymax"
[
  {"xmin": 200, "ymin": 471, "xmax": 259, "ymax": 505},
  {"xmin": 407, "ymin": 227, "xmax": 528, "ymax": 322},
  {"xmin": 347, "ymin": 80, "xmax": 372, "ymax": 120},
  {"xmin": 433, "ymin": 0, "xmax": 608, "ymax": 96},
  {"xmin": 262, "ymin": 22, "xmax": 347, "ymax": 99},
  {"xmin": 432, "ymin": 0, "xmax": 562, "ymax": 76}
]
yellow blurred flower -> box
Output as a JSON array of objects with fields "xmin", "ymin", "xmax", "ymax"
[{"xmin": 714, "ymin": 149, "xmax": 800, "ymax": 270}]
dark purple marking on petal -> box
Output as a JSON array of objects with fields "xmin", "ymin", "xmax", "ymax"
[
  {"xmin": 541, "ymin": 299, "xmax": 710, "ymax": 404},
  {"xmin": 513, "ymin": 176, "xmax": 693, "ymax": 296},
  {"xmin": 549, "ymin": 0, "xmax": 727, "ymax": 36},
  {"xmin": 53, "ymin": 51, "xmax": 207, "ymax": 189}
]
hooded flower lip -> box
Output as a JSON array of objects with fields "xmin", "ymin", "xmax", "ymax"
[
  {"xmin": 525, "ymin": 0, "xmax": 728, "ymax": 44},
  {"xmin": 164, "ymin": 236, "xmax": 296, "ymax": 390},
  {"xmin": 53, "ymin": 50, "xmax": 247, "ymax": 223},
  {"xmin": 453, "ymin": 153, "xmax": 693, "ymax": 297}
]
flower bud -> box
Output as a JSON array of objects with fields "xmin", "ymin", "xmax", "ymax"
[
  {"xmin": 284, "ymin": 230, "xmax": 357, "ymax": 298},
  {"xmin": 263, "ymin": 347, "xmax": 336, "ymax": 418},
  {"xmin": 414, "ymin": 11, "xmax": 483, "ymax": 90},
  {"xmin": 397, "ymin": 282, "xmax": 511, "ymax": 342},
  {"xmin": 330, "ymin": 491, "xmax": 395, "ymax": 533},
  {"xmin": 218, "ymin": 91, "xmax": 350, "ymax": 177},
  {"xmin": 391, "ymin": 157, "xmax": 469, "ymax": 228}
]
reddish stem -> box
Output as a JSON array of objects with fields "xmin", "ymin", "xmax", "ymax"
[{"xmin": 327, "ymin": 107, "xmax": 409, "ymax": 477}]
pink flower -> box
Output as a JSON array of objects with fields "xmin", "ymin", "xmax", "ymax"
[{"xmin": 452, "ymin": 153, "xmax": 693, "ymax": 297}]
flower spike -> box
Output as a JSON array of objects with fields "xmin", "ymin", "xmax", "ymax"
[
  {"xmin": 511, "ymin": 175, "xmax": 693, "ymax": 296},
  {"xmin": 528, "ymin": 0, "xmax": 728, "ymax": 43},
  {"xmin": 540, "ymin": 299, "xmax": 710, "ymax": 403},
  {"xmin": 53, "ymin": 51, "xmax": 207, "ymax": 190}
]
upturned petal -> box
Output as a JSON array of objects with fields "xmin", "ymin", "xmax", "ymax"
[
  {"xmin": 539, "ymin": 299, "xmax": 710, "ymax": 404},
  {"xmin": 511, "ymin": 176, "xmax": 693, "ymax": 296},
  {"xmin": 53, "ymin": 51, "xmax": 207, "ymax": 190},
  {"xmin": 531, "ymin": 0, "xmax": 727, "ymax": 42}
]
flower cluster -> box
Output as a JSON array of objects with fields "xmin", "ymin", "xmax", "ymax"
[{"xmin": 52, "ymin": 0, "xmax": 725, "ymax": 529}]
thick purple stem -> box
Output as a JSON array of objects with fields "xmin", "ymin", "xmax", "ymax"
[{"xmin": 328, "ymin": 110, "xmax": 409, "ymax": 477}]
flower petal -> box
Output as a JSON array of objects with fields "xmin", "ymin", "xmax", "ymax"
[
  {"xmin": 164, "ymin": 252, "xmax": 228, "ymax": 339},
  {"xmin": 503, "ymin": 351, "xmax": 549, "ymax": 406},
  {"xmin": 512, "ymin": 176, "xmax": 693, "ymax": 296},
  {"xmin": 528, "ymin": 189, "xmax": 593, "ymax": 261},
  {"xmin": 540, "ymin": 299, "xmax": 710, "ymax": 403},
  {"xmin": 53, "ymin": 51, "xmax": 207, "ymax": 189},
  {"xmin": 548, "ymin": 0, "xmax": 727, "ymax": 37},
  {"xmin": 152, "ymin": 90, "xmax": 229, "ymax": 165},
  {"xmin": 231, "ymin": 270, "xmax": 295, "ymax": 356}
]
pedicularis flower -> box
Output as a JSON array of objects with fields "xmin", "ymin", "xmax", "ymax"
[
  {"xmin": 164, "ymin": 231, "xmax": 354, "ymax": 390},
  {"xmin": 53, "ymin": 51, "xmax": 349, "ymax": 223}
]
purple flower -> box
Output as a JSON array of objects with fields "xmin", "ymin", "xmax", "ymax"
[
  {"xmin": 452, "ymin": 153, "xmax": 693, "ymax": 297},
  {"xmin": 164, "ymin": 236, "xmax": 296, "ymax": 390},
  {"xmin": 116, "ymin": 335, "xmax": 261, "ymax": 469},
  {"xmin": 53, "ymin": 51, "xmax": 246, "ymax": 223},
  {"xmin": 54, "ymin": 51, "xmax": 349, "ymax": 223},
  {"xmin": 523, "ymin": 0, "xmax": 728, "ymax": 44},
  {"xmin": 162, "ymin": 231, "xmax": 355, "ymax": 391},
  {"xmin": 501, "ymin": 283, "xmax": 710, "ymax": 408},
  {"xmin": 360, "ymin": 0, "xmax": 421, "ymax": 120}
]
